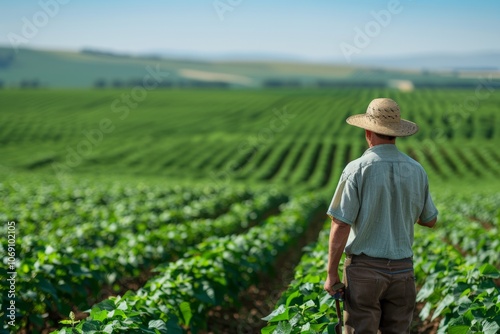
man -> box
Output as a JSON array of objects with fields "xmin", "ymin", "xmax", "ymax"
[{"xmin": 323, "ymin": 98, "xmax": 438, "ymax": 333}]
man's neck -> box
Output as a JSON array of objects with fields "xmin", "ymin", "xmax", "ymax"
[{"xmin": 368, "ymin": 141, "xmax": 396, "ymax": 148}]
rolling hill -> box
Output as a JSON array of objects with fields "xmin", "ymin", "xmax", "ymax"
[{"xmin": 1, "ymin": 46, "xmax": 497, "ymax": 89}]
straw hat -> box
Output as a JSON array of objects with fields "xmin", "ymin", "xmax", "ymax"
[{"xmin": 346, "ymin": 98, "xmax": 418, "ymax": 137}]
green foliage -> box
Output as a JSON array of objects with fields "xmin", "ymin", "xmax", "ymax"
[
  {"xmin": 260, "ymin": 222, "xmax": 342, "ymax": 333},
  {"xmin": 59, "ymin": 311, "xmax": 80, "ymax": 327},
  {"xmin": 0, "ymin": 178, "xmax": 287, "ymax": 333},
  {"xmin": 262, "ymin": 194, "xmax": 500, "ymax": 333},
  {"xmin": 412, "ymin": 194, "xmax": 500, "ymax": 333},
  {"xmin": 51, "ymin": 194, "xmax": 326, "ymax": 333}
]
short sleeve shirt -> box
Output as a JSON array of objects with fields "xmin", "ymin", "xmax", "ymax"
[{"xmin": 327, "ymin": 144, "xmax": 438, "ymax": 259}]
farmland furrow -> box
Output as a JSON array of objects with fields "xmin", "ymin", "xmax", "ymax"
[
  {"xmin": 53, "ymin": 194, "xmax": 327, "ymax": 333},
  {"xmin": 256, "ymin": 139, "xmax": 293, "ymax": 180},
  {"xmin": 272, "ymin": 140, "xmax": 308, "ymax": 183}
]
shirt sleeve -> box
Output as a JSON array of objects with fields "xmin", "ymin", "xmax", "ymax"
[
  {"xmin": 419, "ymin": 183, "xmax": 438, "ymax": 223},
  {"xmin": 326, "ymin": 170, "xmax": 360, "ymax": 226}
]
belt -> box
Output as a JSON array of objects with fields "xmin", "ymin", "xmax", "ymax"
[{"xmin": 347, "ymin": 254, "xmax": 413, "ymax": 263}]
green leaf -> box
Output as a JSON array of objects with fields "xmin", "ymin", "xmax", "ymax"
[
  {"xmin": 274, "ymin": 321, "xmax": 292, "ymax": 334},
  {"xmin": 116, "ymin": 300, "xmax": 129, "ymax": 311},
  {"xmin": 262, "ymin": 305, "xmax": 289, "ymax": 322},
  {"xmin": 310, "ymin": 322, "xmax": 328, "ymax": 331},
  {"xmin": 447, "ymin": 325, "xmax": 470, "ymax": 334},
  {"xmin": 103, "ymin": 323, "xmax": 114, "ymax": 334},
  {"xmin": 108, "ymin": 309, "xmax": 127, "ymax": 319},
  {"xmin": 432, "ymin": 294, "xmax": 454, "ymax": 320},
  {"xmin": 285, "ymin": 290, "xmax": 301, "ymax": 307},
  {"xmin": 300, "ymin": 322, "xmax": 313, "ymax": 332},
  {"xmin": 98, "ymin": 299, "xmax": 117, "ymax": 311},
  {"xmin": 289, "ymin": 313, "xmax": 302, "ymax": 327},
  {"xmin": 416, "ymin": 279, "xmax": 435, "ymax": 302},
  {"xmin": 482, "ymin": 320, "xmax": 500, "ymax": 334},
  {"xmin": 148, "ymin": 319, "xmax": 168, "ymax": 334},
  {"xmin": 261, "ymin": 325, "xmax": 277, "ymax": 334},
  {"xmin": 179, "ymin": 301, "xmax": 192, "ymax": 325},
  {"xmin": 90, "ymin": 309, "xmax": 108, "ymax": 322},
  {"xmin": 82, "ymin": 321, "xmax": 102, "ymax": 334},
  {"xmin": 479, "ymin": 264, "xmax": 500, "ymax": 278},
  {"xmin": 301, "ymin": 300, "xmax": 316, "ymax": 310},
  {"xmin": 299, "ymin": 283, "xmax": 315, "ymax": 296}
]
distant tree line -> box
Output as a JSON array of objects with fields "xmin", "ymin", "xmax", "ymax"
[
  {"xmin": 81, "ymin": 48, "xmax": 163, "ymax": 61},
  {"xmin": 0, "ymin": 50, "xmax": 15, "ymax": 68},
  {"xmin": 0, "ymin": 79, "xmax": 42, "ymax": 89},
  {"xmin": 263, "ymin": 79, "xmax": 302, "ymax": 88},
  {"xmin": 19, "ymin": 79, "xmax": 41, "ymax": 88},
  {"xmin": 81, "ymin": 49, "xmax": 133, "ymax": 59},
  {"xmin": 91, "ymin": 77, "xmax": 500, "ymax": 90},
  {"xmin": 93, "ymin": 78, "xmax": 230, "ymax": 89},
  {"xmin": 263, "ymin": 78, "xmax": 500, "ymax": 89}
]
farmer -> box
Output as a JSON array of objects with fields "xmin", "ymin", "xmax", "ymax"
[{"xmin": 324, "ymin": 98, "xmax": 438, "ymax": 333}]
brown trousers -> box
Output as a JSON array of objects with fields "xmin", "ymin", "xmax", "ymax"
[{"xmin": 342, "ymin": 255, "xmax": 416, "ymax": 334}]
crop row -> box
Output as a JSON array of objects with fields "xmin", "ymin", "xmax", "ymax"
[
  {"xmin": 261, "ymin": 220, "xmax": 340, "ymax": 333},
  {"xmin": 5, "ymin": 184, "xmax": 253, "ymax": 245},
  {"xmin": 262, "ymin": 194, "xmax": 500, "ymax": 333},
  {"xmin": 413, "ymin": 193, "xmax": 500, "ymax": 333},
  {"xmin": 3, "ymin": 89, "xmax": 500, "ymax": 188},
  {"xmin": 0, "ymin": 182, "xmax": 287, "ymax": 333},
  {"xmin": 398, "ymin": 141, "xmax": 500, "ymax": 183},
  {"xmin": 52, "ymin": 194, "xmax": 326, "ymax": 333},
  {"xmin": 197, "ymin": 140, "xmax": 500, "ymax": 191}
]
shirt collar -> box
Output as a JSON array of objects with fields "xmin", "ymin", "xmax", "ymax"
[{"xmin": 362, "ymin": 144, "xmax": 398, "ymax": 156}]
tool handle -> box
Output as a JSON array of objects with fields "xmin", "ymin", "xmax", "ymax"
[
  {"xmin": 332, "ymin": 282, "xmax": 345, "ymax": 300},
  {"xmin": 335, "ymin": 298, "xmax": 343, "ymax": 333}
]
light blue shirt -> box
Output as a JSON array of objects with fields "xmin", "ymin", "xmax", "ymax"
[{"xmin": 327, "ymin": 144, "xmax": 438, "ymax": 259}]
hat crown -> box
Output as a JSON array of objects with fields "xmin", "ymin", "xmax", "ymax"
[{"xmin": 366, "ymin": 98, "xmax": 401, "ymax": 124}]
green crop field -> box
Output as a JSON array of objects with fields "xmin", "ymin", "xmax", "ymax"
[{"xmin": 0, "ymin": 87, "xmax": 499, "ymax": 334}]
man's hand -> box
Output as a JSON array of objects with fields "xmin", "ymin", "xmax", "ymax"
[
  {"xmin": 324, "ymin": 218, "xmax": 350, "ymax": 297},
  {"xmin": 324, "ymin": 274, "xmax": 343, "ymax": 297}
]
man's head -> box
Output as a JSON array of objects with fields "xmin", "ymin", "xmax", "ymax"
[{"xmin": 346, "ymin": 98, "xmax": 418, "ymax": 137}]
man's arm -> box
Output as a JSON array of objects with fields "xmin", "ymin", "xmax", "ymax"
[
  {"xmin": 417, "ymin": 217, "xmax": 437, "ymax": 228},
  {"xmin": 324, "ymin": 217, "xmax": 351, "ymax": 296}
]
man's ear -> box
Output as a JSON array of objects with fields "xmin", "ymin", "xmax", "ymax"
[{"xmin": 365, "ymin": 130, "xmax": 373, "ymax": 146}]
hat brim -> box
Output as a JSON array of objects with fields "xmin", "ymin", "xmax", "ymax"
[{"xmin": 346, "ymin": 114, "xmax": 419, "ymax": 137}]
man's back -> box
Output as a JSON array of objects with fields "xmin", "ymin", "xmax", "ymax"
[{"xmin": 329, "ymin": 144, "xmax": 435, "ymax": 259}]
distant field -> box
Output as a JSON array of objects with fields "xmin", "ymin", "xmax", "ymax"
[
  {"xmin": 0, "ymin": 87, "xmax": 499, "ymax": 188},
  {"xmin": 1, "ymin": 87, "xmax": 499, "ymax": 333},
  {"xmin": 1, "ymin": 47, "xmax": 497, "ymax": 89}
]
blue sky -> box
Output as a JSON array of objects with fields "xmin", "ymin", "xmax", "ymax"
[{"xmin": 1, "ymin": 0, "xmax": 499, "ymax": 62}]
